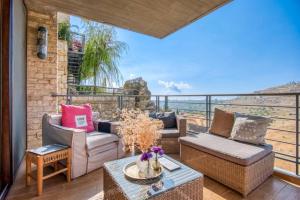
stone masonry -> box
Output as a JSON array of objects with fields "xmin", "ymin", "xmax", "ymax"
[
  {"xmin": 57, "ymin": 40, "xmax": 68, "ymax": 95},
  {"xmin": 26, "ymin": 11, "xmax": 147, "ymax": 149},
  {"xmin": 27, "ymin": 10, "xmax": 58, "ymax": 148}
]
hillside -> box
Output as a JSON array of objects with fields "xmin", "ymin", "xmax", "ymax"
[
  {"xmin": 230, "ymin": 82, "xmax": 300, "ymax": 107},
  {"xmin": 255, "ymin": 81, "xmax": 300, "ymax": 94}
]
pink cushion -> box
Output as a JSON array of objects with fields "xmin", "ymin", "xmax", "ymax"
[{"xmin": 61, "ymin": 104, "xmax": 95, "ymax": 132}]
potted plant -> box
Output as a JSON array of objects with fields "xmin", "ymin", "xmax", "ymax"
[
  {"xmin": 58, "ymin": 22, "xmax": 71, "ymax": 42},
  {"xmin": 118, "ymin": 109, "xmax": 163, "ymax": 175}
]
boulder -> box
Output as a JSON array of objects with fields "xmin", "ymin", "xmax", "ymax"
[{"xmin": 123, "ymin": 77, "xmax": 155, "ymax": 111}]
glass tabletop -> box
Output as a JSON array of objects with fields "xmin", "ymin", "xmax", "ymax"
[
  {"xmin": 28, "ymin": 144, "xmax": 69, "ymax": 155},
  {"xmin": 104, "ymin": 155, "xmax": 203, "ymax": 200}
]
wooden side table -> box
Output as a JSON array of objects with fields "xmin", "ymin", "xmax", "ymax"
[{"xmin": 26, "ymin": 144, "xmax": 72, "ymax": 196}]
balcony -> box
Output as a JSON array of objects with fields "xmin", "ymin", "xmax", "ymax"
[
  {"xmin": 2, "ymin": 0, "xmax": 300, "ymax": 199},
  {"xmin": 54, "ymin": 87, "xmax": 300, "ymax": 177},
  {"xmin": 6, "ymin": 156, "xmax": 300, "ymax": 200}
]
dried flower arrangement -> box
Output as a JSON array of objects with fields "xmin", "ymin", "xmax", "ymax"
[{"xmin": 118, "ymin": 109, "xmax": 163, "ymax": 153}]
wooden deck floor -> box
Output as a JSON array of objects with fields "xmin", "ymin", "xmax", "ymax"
[{"xmin": 6, "ymin": 156, "xmax": 300, "ymax": 200}]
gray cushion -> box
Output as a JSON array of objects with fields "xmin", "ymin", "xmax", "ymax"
[
  {"xmin": 150, "ymin": 112, "xmax": 177, "ymax": 128},
  {"xmin": 86, "ymin": 131, "xmax": 119, "ymax": 150},
  {"xmin": 87, "ymin": 142, "xmax": 117, "ymax": 156},
  {"xmin": 179, "ymin": 133, "xmax": 272, "ymax": 166},
  {"xmin": 230, "ymin": 113, "xmax": 272, "ymax": 145},
  {"xmin": 159, "ymin": 128, "xmax": 179, "ymax": 138}
]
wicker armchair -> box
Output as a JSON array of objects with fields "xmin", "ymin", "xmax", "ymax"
[
  {"xmin": 158, "ymin": 115, "xmax": 187, "ymax": 154},
  {"xmin": 42, "ymin": 112, "xmax": 125, "ymax": 179}
]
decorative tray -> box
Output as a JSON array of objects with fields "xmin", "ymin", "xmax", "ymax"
[{"xmin": 123, "ymin": 162, "xmax": 163, "ymax": 180}]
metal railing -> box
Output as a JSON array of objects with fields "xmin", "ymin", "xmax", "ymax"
[
  {"xmin": 151, "ymin": 93, "xmax": 300, "ymax": 176},
  {"xmin": 53, "ymin": 91, "xmax": 300, "ymax": 176},
  {"xmin": 66, "ymin": 84, "xmax": 139, "ymax": 98}
]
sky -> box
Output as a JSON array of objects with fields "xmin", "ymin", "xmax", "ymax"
[{"xmin": 70, "ymin": 0, "xmax": 300, "ymax": 95}]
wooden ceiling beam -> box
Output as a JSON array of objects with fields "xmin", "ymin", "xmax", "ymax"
[{"xmin": 24, "ymin": 0, "xmax": 231, "ymax": 38}]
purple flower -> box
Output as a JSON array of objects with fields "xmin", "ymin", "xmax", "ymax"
[
  {"xmin": 151, "ymin": 146, "xmax": 164, "ymax": 156},
  {"xmin": 140, "ymin": 152, "xmax": 153, "ymax": 161}
]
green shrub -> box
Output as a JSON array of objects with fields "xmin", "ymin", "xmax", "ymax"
[{"xmin": 58, "ymin": 22, "xmax": 71, "ymax": 41}]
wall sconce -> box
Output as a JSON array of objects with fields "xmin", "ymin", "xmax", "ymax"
[{"xmin": 37, "ymin": 26, "xmax": 48, "ymax": 59}]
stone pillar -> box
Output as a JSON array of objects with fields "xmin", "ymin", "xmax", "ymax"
[
  {"xmin": 57, "ymin": 40, "xmax": 68, "ymax": 95},
  {"xmin": 27, "ymin": 10, "xmax": 58, "ymax": 148}
]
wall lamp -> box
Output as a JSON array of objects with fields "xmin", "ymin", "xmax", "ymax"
[{"xmin": 37, "ymin": 26, "xmax": 48, "ymax": 59}]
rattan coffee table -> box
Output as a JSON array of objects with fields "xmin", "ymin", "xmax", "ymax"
[{"xmin": 103, "ymin": 155, "xmax": 203, "ymax": 200}]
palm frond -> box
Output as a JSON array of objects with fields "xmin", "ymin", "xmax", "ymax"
[{"xmin": 80, "ymin": 21, "xmax": 128, "ymax": 88}]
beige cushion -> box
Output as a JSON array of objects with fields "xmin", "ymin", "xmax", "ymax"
[
  {"xmin": 179, "ymin": 133, "xmax": 272, "ymax": 166},
  {"xmin": 87, "ymin": 142, "xmax": 117, "ymax": 156},
  {"xmin": 159, "ymin": 128, "xmax": 179, "ymax": 138},
  {"xmin": 86, "ymin": 132, "xmax": 119, "ymax": 150},
  {"xmin": 230, "ymin": 114, "xmax": 272, "ymax": 145},
  {"xmin": 209, "ymin": 108, "xmax": 234, "ymax": 138}
]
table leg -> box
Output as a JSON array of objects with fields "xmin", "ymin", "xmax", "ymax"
[
  {"xmin": 26, "ymin": 153, "xmax": 31, "ymax": 186},
  {"xmin": 53, "ymin": 161, "xmax": 58, "ymax": 171},
  {"xmin": 66, "ymin": 148, "xmax": 72, "ymax": 182},
  {"xmin": 37, "ymin": 156, "xmax": 44, "ymax": 196}
]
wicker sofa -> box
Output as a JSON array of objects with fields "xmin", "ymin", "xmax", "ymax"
[
  {"xmin": 42, "ymin": 112, "xmax": 125, "ymax": 179},
  {"xmin": 179, "ymin": 133, "xmax": 274, "ymax": 196}
]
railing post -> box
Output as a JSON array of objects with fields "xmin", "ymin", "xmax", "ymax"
[
  {"xmin": 208, "ymin": 96, "xmax": 212, "ymax": 127},
  {"xmin": 206, "ymin": 96, "xmax": 209, "ymax": 129},
  {"xmin": 164, "ymin": 96, "xmax": 168, "ymax": 111},
  {"xmin": 120, "ymin": 95, "xmax": 124, "ymax": 110},
  {"xmin": 296, "ymin": 94, "xmax": 299, "ymax": 175},
  {"xmin": 155, "ymin": 96, "xmax": 160, "ymax": 112},
  {"xmin": 117, "ymin": 96, "xmax": 121, "ymax": 109},
  {"xmin": 66, "ymin": 87, "xmax": 72, "ymax": 105},
  {"xmin": 157, "ymin": 96, "xmax": 160, "ymax": 112}
]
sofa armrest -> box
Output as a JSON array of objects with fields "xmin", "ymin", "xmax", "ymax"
[
  {"xmin": 42, "ymin": 123, "xmax": 86, "ymax": 146},
  {"xmin": 42, "ymin": 114, "xmax": 88, "ymax": 178},
  {"xmin": 176, "ymin": 115, "xmax": 187, "ymax": 137},
  {"xmin": 110, "ymin": 121, "xmax": 121, "ymax": 135}
]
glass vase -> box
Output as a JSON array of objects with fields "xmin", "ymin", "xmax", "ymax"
[
  {"xmin": 136, "ymin": 155, "xmax": 153, "ymax": 178},
  {"xmin": 151, "ymin": 157, "xmax": 161, "ymax": 171}
]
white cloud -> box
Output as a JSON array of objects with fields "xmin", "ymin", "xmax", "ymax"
[
  {"xmin": 129, "ymin": 73, "xmax": 136, "ymax": 78},
  {"xmin": 158, "ymin": 80, "xmax": 191, "ymax": 93}
]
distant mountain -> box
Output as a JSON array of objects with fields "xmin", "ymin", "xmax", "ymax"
[
  {"xmin": 166, "ymin": 82, "xmax": 300, "ymax": 116},
  {"xmin": 255, "ymin": 81, "xmax": 300, "ymax": 94},
  {"xmin": 230, "ymin": 82, "xmax": 300, "ymax": 110}
]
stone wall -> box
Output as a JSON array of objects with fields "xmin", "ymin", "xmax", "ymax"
[
  {"xmin": 57, "ymin": 12, "xmax": 70, "ymax": 23},
  {"xmin": 57, "ymin": 40, "xmax": 68, "ymax": 95},
  {"xmin": 71, "ymin": 96, "xmax": 136, "ymax": 120},
  {"xmin": 25, "ymin": 11, "xmax": 144, "ymax": 148},
  {"xmin": 27, "ymin": 10, "xmax": 58, "ymax": 148}
]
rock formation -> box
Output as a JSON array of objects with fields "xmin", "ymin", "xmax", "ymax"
[{"xmin": 123, "ymin": 77, "xmax": 155, "ymax": 111}]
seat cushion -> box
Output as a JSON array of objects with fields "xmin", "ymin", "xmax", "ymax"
[
  {"xmin": 179, "ymin": 133, "xmax": 272, "ymax": 166},
  {"xmin": 159, "ymin": 128, "xmax": 179, "ymax": 138},
  {"xmin": 87, "ymin": 142, "xmax": 117, "ymax": 156},
  {"xmin": 86, "ymin": 132, "xmax": 119, "ymax": 150}
]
